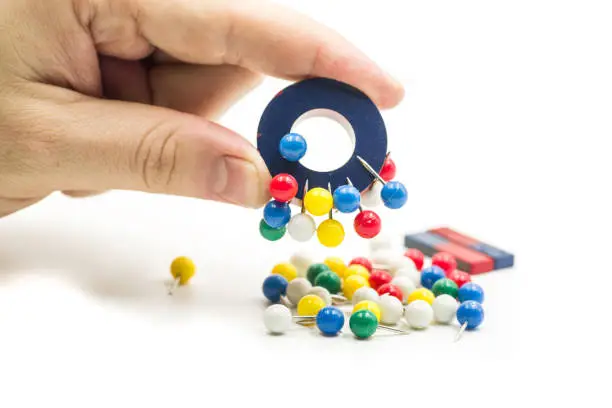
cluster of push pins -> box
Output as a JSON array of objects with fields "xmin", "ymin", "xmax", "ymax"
[
  {"xmin": 259, "ymin": 132, "xmax": 407, "ymax": 247},
  {"xmin": 262, "ymin": 245, "xmax": 485, "ymax": 341}
]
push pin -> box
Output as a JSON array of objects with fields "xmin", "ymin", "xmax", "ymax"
[
  {"xmin": 279, "ymin": 132, "xmax": 307, "ymax": 162},
  {"xmin": 346, "ymin": 178, "xmax": 382, "ymax": 239},
  {"xmin": 349, "ymin": 310, "xmax": 410, "ymax": 339},
  {"xmin": 356, "ymin": 155, "xmax": 408, "ymax": 209},
  {"xmin": 262, "ymin": 274, "xmax": 291, "ymax": 306},
  {"xmin": 379, "ymin": 152, "xmax": 396, "ymax": 182},
  {"xmin": 287, "ymin": 179, "xmax": 316, "ymax": 242},
  {"xmin": 263, "ymin": 304, "xmax": 318, "ymax": 335},
  {"xmin": 454, "ymin": 300, "xmax": 484, "ymax": 341},
  {"xmin": 316, "ymin": 182, "xmax": 345, "ymax": 247},
  {"xmin": 168, "ymin": 256, "xmax": 196, "ymax": 295}
]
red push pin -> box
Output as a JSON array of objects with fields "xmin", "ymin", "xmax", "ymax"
[
  {"xmin": 448, "ymin": 269, "xmax": 471, "ymax": 288},
  {"xmin": 269, "ymin": 173, "xmax": 298, "ymax": 203},
  {"xmin": 404, "ymin": 248, "xmax": 425, "ymax": 271},
  {"xmin": 379, "ymin": 152, "xmax": 396, "ymax": 182},
  {"xmin": 347, "ymin": 177, "xmax": 381, "ymax": 239},
  {"xmin": 369, "ymin": 269, "xmax": 393, "ymax": 291},
  {"xmin": 377, "ymin": 283, "xmax": 404, "ymax": 303},
  {"xmin": 432, "ymin": 252, "xmax": 458, "ymax": 275}
]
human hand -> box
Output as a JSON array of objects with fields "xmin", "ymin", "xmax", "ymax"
[{"xmin": 0, "ymin": 0, "xmax": 404, "ymax": 218}]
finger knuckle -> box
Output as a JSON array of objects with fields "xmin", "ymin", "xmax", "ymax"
[{"xmin": 133, "ymin": 122, "xmax": 181, "ymax": 191}]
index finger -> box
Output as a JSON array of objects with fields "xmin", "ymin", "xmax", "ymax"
[{"xmin": 134, "ymin": 0, "xmax": 404, "ymax": 108}]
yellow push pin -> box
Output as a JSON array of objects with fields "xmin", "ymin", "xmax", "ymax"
[
  {"xmin": 316, "ymin": 182, "xmax": 345, "ymax": 247},
  {"xmin": 168, "ymin": 256, "xmax": 196, "ymax": 295}
]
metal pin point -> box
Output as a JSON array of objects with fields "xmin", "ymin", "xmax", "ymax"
[
  {"xmin": 167, "ymin": 277, "xmax": 181, "ymax": 295},
  {"xmin": 356, "ymin": 155, "xmax": 386, "ymax": 185},
  {"xmin": 300, "ymin": 179, "xmax": 309, "ymax": 213},
  {"xmin": 327, "ymin": 181, "xmax": 334, "ymax": 220},
  {"xmin": 346, "ymin": 177, "xmax": 363, "ymax": 212},
  {"xmin": 454, "ymin": 322, "xmax": 468, "ymax": 342}
]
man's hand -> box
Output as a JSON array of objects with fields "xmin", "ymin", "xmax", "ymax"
[{"xmin": 0, "ymin": 0, "xmax": 403, "ymax": 217}]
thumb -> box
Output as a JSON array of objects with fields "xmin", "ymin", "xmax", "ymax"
[{"xmin": 46, "ymin": 97, "xmax": 271, "ymax": 208}]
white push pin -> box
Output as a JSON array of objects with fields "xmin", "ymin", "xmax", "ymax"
[
  {"xmin": 263, "ymin": 304, "xmax": 317, "ymax": 334},
  {"xmin": 287, "ymin": 179, "xmax": 316, "ymax": 242},
  {"xmin": 432, "ymin": 294, "xmax": 459, "ymax": 324},
  {"xmin": 403, "ymin": 299, "xmax": 434, "ymax": 329}
]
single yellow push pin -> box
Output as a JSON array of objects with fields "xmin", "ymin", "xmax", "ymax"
[
  {"xmin": 316, "ymin": 182, "xmax": 345, "ymax": 247},
  {"xmin": 168, "ymin": 256, "xmax": 196, "ymax": 295}
]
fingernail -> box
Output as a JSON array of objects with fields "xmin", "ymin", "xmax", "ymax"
[{"xmin": 214, "ymin": 156, "xmax": 268, "ymax": 207}]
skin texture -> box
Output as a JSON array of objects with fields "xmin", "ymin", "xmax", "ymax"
[{"xmin": 0, "ymin": 0, "xmax": 404, "ymax": 218}]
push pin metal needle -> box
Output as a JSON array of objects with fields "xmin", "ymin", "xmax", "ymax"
[
  {"xmin": 168, "ymin": 256, "xmax": 196, "ymax": 295},
  {"xmin": 356, "ymin": 155, "xmax": 408, "ymax": 210}
]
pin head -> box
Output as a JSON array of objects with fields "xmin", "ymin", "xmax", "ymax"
[
  {"xmin": 287, "ymin": 213, "xmax": 316, "ymax": 242},
  {"xmin": 380, "ymin": 181, "xmax": 408, "ymax": 209},
  {"xmin": 368, "ymin": 269, "xmax": 393, "ymax": 291},
  {"xmin": 262, "ymin": 275, "xmax": 289, "ymax": 303},
  {"xmin": 431, "ymin": 252, "xmax": 458, "ymax": 275},
  {"xmin": 378, "ymin": 293, "xmax": 404, "ymax": 325},
  {"xmin": 390, "ymin": 276, "xmax": 416, "ymax": 303},
  {"xmin": 458, "ymin": 282, "xmax": 485, "ymax": 304},
  {"xmin": 352, "ymin": 300, "xmax": 382, "ymax": 322},
  {"xmin": 344, "ymin": 264, "xmax": 370, "ymax": 281},
  {"xmin": 407, "ymin": 288, "xmax": 435, "ymax": 305},
  {"xmin": 297, "ymin": 294, "xmax": 326, "ymax": 316},
  {"xmin": 170, "ymin": 256, "xmax": 196, "ymax": 285},
  {"xmin": 404, "ymin": 248, "xmax": 425, "ymax": 271},
  {"xmin": 304, "ymin": 187, "xmax": 333, "ymax": 216},
  {"xmin": 349, "ymin": 309, "xmax": 379, "ymax": 339},
  {"xmin": 264, "ymin": 304, "xmax": 293, "ymax": 334},
  {"xmin": 324, "ymin": 256, "xmax": 347, "ymax": 278},
  {"xmin": 308, "ymin": 286, "xmax": 333, "ymax": 306},
  {"xmin": 456, "ymin": 300, "xmax": 484, "ymax": 330},
  {"xmin": 420, "ymin": 266, "xmax": 446, "ymax": 289},
  {"xmin": 448, "ymin": 269, "xmax": 472, "ymax": 288},
  {"xmin": 404, "ymin": 299, "xmax": 434, "ymax": 329},
  {"xmin": 379, "ymin": 156, "xmax": 396, "ymax": 181},
  {"xmin": 349, "ymin": 257, "xmax": 373, "ymax": 273},
  {"xmin": 361, "ymin": 181, "xmax": 383, "ymax": 208},
  {"xmin": 432, "ymin": 278, "xmax": 459, "ymax": 299},
  {"xmin": 343, "ymin": 275, "xmax": 369, "ymax": 301},
  {"xmin": 271, "ymin": 262, "xmax": 298, "ymax": 282},
  {"xmin": 333, "ymin": 184, "xmax": 361, "ymax": 213},
  {"xmin": 290, "ymin": 249, "xmax": 315, "ymax": 277},
  {"xmin": 306, "ymin": 263, "xmax": 331, "ymax": 285},
  {"xmin": 269, "ymin": 173, "xmax": 298, "ymax": 203},
  {"xmin": 286, "ymin": 278, "xmax": 312, "ymax": 306},
  {"xmin": 352, "ymin": 286, "xmax": 380, "ymax": 305},
  {"xmin": 316, "ymin": 306, "xmax": 345, "ymax": 336},
  {"xmin": 263, "ymin": 200, "xmax": 291, "ymax": 229},
  {"xmin": 432, "ymin": 294, "xmax": 459, "ymax": 324},
  {"xmin": 314, "ymin": 270, "xmax": 342, "ymax": 294},
  {"xmin": 317, "ymin": 219, "xmax": 345, "ymax": 247},
  {"xmin": 259, "ymin": 219, "xmax": 286, "ymax": 241},
  {"xmin": 377, "ymin": 283, "xmax": 404, "ymax": 303},
  {"xmin": 354, "ymin": 210, "xmax": 382, "ymax": 239},
  {"xmin": 279, "ymin": 132, "xmax": 307, "ymax": 162}
]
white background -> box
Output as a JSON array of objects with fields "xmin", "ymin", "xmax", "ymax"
[{"xmin": 1, "ymin": 0, "xmax": 611, "ymax": 405}]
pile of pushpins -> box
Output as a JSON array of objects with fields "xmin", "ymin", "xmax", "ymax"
[
  {"xmin": 259, "ymin": 132, "xmax": 407, "ymax": 247},
  {"xmin": 261, "ymin": 238, "xmax": 485, "ymax": 341}
]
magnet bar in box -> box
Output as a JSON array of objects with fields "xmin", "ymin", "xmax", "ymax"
[
  {"xmin": 404, "ymin": 232, "xmax": 494, "ymax": 274},
  {"xmin": 428, "ymin": 227, "xmax": 514, "ymax": 270}
]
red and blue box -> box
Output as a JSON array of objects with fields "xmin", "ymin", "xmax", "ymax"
[{"xmin": 404, "ymin": 227, "xmax": 514, "ymax": 274}]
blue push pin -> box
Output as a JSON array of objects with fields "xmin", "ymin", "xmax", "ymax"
[
  {"xmin": 333, "ymin": 184, "xmax": 361, "ymax": 213},
  {"xmin": 454, "ymin": 300, "xmax": 484, "ymax": 341},
  {"xmin": 263, "ymin": 200, "xmax": 291, "ymax": 229},
  {"xmin": 458, "ymin": 282, "xmax": 485, "ymax": 304},
  {"xmin": 316, "ymin": 306, "xmax": 345, "ymax": 336},
  {"xmin": 420, "ymin": 266, "xmax": 446, "ymax": 289},
  {"xmin": 262, "ymin": 275, "xmax": 289, "ymax": 303},
  {"xmin": 279, "ymin": 133, "xmax": 307, "ymax": 162},
  {"xmin": 356, "ymin": 156, "xmax": 407, "ymax": 209}
]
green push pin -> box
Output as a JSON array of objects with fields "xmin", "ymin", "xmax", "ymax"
[
  {"xmin": 432, "ymin": 278, "xmax": 459, "ymax": 299},
  {"xmin": 349, "ymin": 310, "xmax": 379, "ymax": 339},
  {"xmin": 306, "ymin": 263, "xmax": 331, "ymax": 285},
  {"xmin": 259, "ymin": 219, "xmax": 286, "ymax": 241},
  {"xmin": 314, "ymin": 270, "xmax": 342, "ymax": 294}
]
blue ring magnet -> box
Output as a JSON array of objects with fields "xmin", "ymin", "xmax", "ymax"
[{"xmin": 257, "ymin": 78, "xmax": 387, "ymax": 200}]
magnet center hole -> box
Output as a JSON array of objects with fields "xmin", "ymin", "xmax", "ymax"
[{"xmin": 291, "ymin": 109, "xmax": 356, "ymax": 172}]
